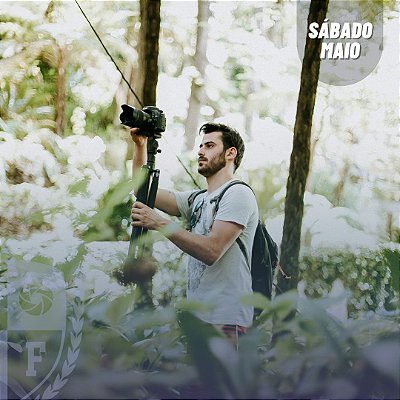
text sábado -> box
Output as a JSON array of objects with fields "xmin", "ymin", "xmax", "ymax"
[{"xmin": 308, "ymin": 19, "xmax": 374, "ymax": 60}]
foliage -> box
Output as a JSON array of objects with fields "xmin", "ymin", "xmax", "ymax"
[
  {"xmin": 68, "ymin": 297, "xmax": 397, "ymax": 398},
  {"xmin": 250, "ymin": 292, "xmax": 399, "ymax": 400},
  {"xmin": 2, "ymin": 255, "xmax": 399, "ymax": 399},
  {"xmin": 0, "ymin": 127, "xmax": 122, "ymax": 239},
  {"xmin": 300, "ymin": 246, "xmax": 399, "ymax": 315},
  {"xmin": 2, "ymin": 204, "xmax": 399, "ymax": 399},
  {"xmin": 82, "ymin": 177, "xmax": 133, "ymax": 242}
]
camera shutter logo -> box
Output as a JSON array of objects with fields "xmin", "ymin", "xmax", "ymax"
[
  {"xmin": 18, "ymin": 288, "xmax": 54, "ymax": 317},
  {"xmin": 0, "ymin": 260, "xmax": 83, "ymax": 400}
]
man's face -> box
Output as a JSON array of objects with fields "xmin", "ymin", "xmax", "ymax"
[{"xmin": 197, "ymin": 131, "xmax": 226, "ymax": 177}]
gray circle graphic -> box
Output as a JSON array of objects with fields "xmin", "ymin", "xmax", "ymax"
[{"xmin": 297, "ymin": 1, "xmax": 383, "ymax": 86}]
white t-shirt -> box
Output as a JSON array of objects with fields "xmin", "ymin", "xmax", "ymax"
[{"xmin": 174, "ymin": 180, "xmax": 258, "ymax": 327}]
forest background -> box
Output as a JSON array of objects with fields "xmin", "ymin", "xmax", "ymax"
[{"xmin": 0, "ymin": 1, "xmax": 399, "ymax": 399}]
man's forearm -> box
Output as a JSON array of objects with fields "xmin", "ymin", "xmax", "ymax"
[
  {"xmin": 159, "ymin": 222, "xmax": 219, "ymax": 266},
  {"xmin": 132, "ymin": 143, "xmax": 147, "ymax": 176},
  {"xmin": 131, "ymin": 143, "xmax": 148, "ymax": 199},
  {"xmin": 131, "ymin": 202, "xmax": 241, "ymax": 263}
]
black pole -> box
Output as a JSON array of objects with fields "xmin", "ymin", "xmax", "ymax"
[{"xmin": 127, "ymin": 137, "xmax": 161, "ymax": 260}]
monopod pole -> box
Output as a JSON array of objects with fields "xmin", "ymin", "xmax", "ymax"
[{"xmin": 127, "ymin": 137, "xmax": 160, "ymax": 260}]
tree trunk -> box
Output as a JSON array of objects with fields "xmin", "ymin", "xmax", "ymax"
[
  {"xmin": 55, "ymin": 45, "xmax": 66, "ymax": 136},
  {"xmin": 184, "ymin": 0, "xmax": 210, "ymax": 150},
  {"xmin": 134, "ymin": 0, "xmax": 161, "ymax": 108},
  {"xmin": 134, "ymin": 0, "xmax": 162, "ymax": 308},
  {"xmin": 277, "ymin": 0, "xmax": 329, "ymax": 293}
]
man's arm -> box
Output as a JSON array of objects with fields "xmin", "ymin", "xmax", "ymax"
[
  {"xmin": 131, "ymin": 201, "xmax": 243, "ymax": 266},
  {"xmin": 166, "ymin": 220, "xmax": 243, "ymax": 266},
  {"xmin": 130, "ymin": 128, "xmax": 180, "ymax": 217}
]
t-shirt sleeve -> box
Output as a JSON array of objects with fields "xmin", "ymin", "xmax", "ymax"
[
  {"xmin": 174, "ymin": 190, "xmax": 195, "ymax": 222},
  {"xmin": 214, "ymin": 185, "xmax": 257, "ymax": 228}
]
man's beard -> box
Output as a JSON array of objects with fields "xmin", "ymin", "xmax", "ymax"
[{"xmin": 198, "ymin": 150, "xmax": 226, "ymax": 177}]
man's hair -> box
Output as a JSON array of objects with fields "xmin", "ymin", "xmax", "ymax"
[{"xmin": 199, "ymin": 122, "xmax": 245, "ymax": 171}]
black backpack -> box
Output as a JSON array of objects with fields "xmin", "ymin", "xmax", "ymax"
[{"xmin": 188, "ymin": 180, "xmax": 279, "ymax": 299}]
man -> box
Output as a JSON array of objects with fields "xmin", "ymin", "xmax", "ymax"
[{"xmin": 130, "ymin": 123, "xmax": 258, "ymax": 341}]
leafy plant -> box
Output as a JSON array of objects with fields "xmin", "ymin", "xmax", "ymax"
[{"xmin": 300, "ymin": 247, "xmax": 399, "ymax": 315}]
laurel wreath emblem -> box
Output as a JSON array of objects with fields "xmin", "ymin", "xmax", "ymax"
[{"xmin": 35, "ymin": 299, "xmax": 84, "ymax": 400}]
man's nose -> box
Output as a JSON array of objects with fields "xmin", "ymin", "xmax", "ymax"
[{"xmin": 198, "ymin": 147, "xmax": 204, "ymax": 156}]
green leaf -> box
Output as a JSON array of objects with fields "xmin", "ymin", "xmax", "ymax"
[
  {"xmin": 297, "ymin": 297, "xmax": 352, "ymax": 364},
  {"xmin": 57, "ymin": 243, "xmax": 87, "ymax": 282},
  {"xmin": 256, "ymin": 290, "xmax": 298, "ymax": 324},
  {"xmin": 90, "ymin": 178, "xmax": 133, "ymax": 226},
  {"xmin": 30, "ymin": 255, "xmax": 53, "ymax": 266},
  {"xmin": 363, "ymin": 339, "xmax": 400, "ymax": 382},
  {"xmin": 178, "ymin": 311, "xmax": 237, "ymax": 399},
  {"xmin": 237, "ymin": 329, "xmax": 270, "ymax": 398},
  {"xmin": 105, "ymin": 293, "xmax": 136, "ymax": 326},
  {"xmin": 124, "ymin": 307, "xmax": 176, "ymax": 331},
  {"xmin": 68, "ymin": 176, "xmax": 90, "ymax": 195},
  {"xmin": 241, "ymin": 292, "xmax": 271, "ymax": 309},
  {"xmin": 175, "ymin": 298, "xmax": 215, "ymax": 314}
]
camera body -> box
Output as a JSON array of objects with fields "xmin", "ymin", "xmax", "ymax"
[{"xmin": 120, "ymin": 104, "xmax": 166, "ymax": 139}]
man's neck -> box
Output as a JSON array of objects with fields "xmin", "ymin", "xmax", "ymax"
[{"xmin": 206, "ymin": 169, "xmax": 234, "ymax": 194}]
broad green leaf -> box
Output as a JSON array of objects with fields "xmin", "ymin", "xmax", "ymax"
[
  {"xmin": 175, "ymin": 298, "xmax": 215, "ymax": 314},
  {"xmin": 30, "ymin": 255, "xmax": 53, "ymax": 266},
  {"xmin": 105, "ymin": 293, "xmax": 136, "ymax": 326},
  {"xmin": 241, "ymin": 292, "xmax": 271, "ymax": 309},
  {"xmin": 178, "ymin": 310, "xmax": 237, "ymax": 399},
  {"xmin": 363, "ymin": 339, "xmax": 400, "ymax": 382},
  {"xmin": 89, "ymin": 178, "xmax": 133, "ymax": 226}
]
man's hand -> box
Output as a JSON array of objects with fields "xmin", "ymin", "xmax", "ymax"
[
  {"xmin": 131, "ymin": 201, "xmax": 169, "ymax": 231},
  {"xmin": 130, "ymin": 127, "xmax": 148, "ymax": 147}
]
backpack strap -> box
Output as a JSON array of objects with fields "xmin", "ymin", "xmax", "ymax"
[
  {"xmin": 187, "ymin": 189, "xmax": 207, "ymax": 231},
  {"xmin": 236, "ymin": 236, "xmax": 250, "ymax": 269},
  {"xmin": 187, "ymin": 188, "xmax": 207, "ymax": 208},
  {"xmin": 211, "ymin": 180, "xmax": 254, "ymax": 270},
  {"xmin": 211, "ymin": 180, "xmax": 252, "ymax": 216}
]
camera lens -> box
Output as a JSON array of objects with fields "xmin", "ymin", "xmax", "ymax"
[{"xmin": 120, "ymin": 105, "xmax": 151, "ymax": 130}]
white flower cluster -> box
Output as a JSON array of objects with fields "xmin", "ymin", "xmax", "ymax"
[
  {"xmin": 0, "ymin": 128, "xmax": 122, "ymax": 237},
  {"xmin": 1, "ymin": 240, "xmax": 130, "ymax": 303}
]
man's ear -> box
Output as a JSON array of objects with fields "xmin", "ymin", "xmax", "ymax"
[{"xmin": 226, "ymin": 147, "xmax": 237, "ymax": 161}]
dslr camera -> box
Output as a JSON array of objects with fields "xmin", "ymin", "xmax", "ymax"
[{"xmin": 120, "ymin": 104, "xmax": 166, "ymax": 139}]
